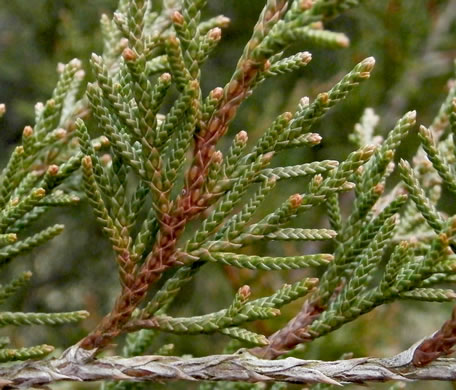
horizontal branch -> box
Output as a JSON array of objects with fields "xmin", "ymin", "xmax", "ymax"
[{"xmin": 2, "ymin": 338, "xmax": 456, "ymax": 388}]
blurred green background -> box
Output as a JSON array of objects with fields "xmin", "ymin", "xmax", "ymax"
[{"xmin": 1, "ymin": 1, "xmax": 456, "ymax": 389}]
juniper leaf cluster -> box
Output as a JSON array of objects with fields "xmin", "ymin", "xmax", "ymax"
[
  {"xmin": 0, "ymin": 60, "xmax": 91, "ymax": 362},
  {"xmin": 72, "ymin": 0, "xmax": 456, "ymax": 370},
  {"xmin": 3, "ymin": 0, "xmax": 456, "ymax": 389}
]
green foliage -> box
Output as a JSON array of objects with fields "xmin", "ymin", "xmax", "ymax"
[
  {"xmin": 4, "ymin": 0, "xmax": 456, "ymax": 389},
  {"xmin": 0, "ymin": 59, "xmax": 91, "ymax": 361}
]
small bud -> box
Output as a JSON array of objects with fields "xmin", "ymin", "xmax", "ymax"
[
  {"xmin": 119, "ymin": 38, "xmax": 129, "ymax": 50},
  {"xmin": 100, "ymin": 154, "xmax": 112, "ymax": 166},
  {"xmin": 57, "ymin": 63, "xmax": 65, "ymax": 73},
  {"xmin": 82, "ymin": 155, "xmax": 93, "ymax": 168},
  {"xmin": 55, "ymin": 128, "xmax": 67, "ymax": 139},
  {"xmin": 299, "ymin": 96, "xmax": 310, "ymax": 108},
  {"xmin": 283, "ymin": 111, "xmax": 293, "ymax": 121},
  {"xmin": 337, "ymin": 34, "xmax": 350, "ymax": 48},
  {"xmin": 405, "ymin": 110, "xmax": 417, "ymax": 124},
  {"xmin": 159, "ymin": 73, "xmax": 172, "ymax": 83},
  {"xmin": 261, "ymin": 151, "xmax": 275, "ymax": 164},
  {"xmin": 35, "ymin": 102, "xmax": 44, "ymax": 112},
  {"xmin": 34, "ymin": 188, "xmax": 46, "ymax": 198},
  {"xmin": 317, "ymin": 92, "xmax": 329, "ymax": 105},
  {"xmin": 307, "ymin": 278, "xmax": 319, "ymax": 287},
  {"xmin": 264, "ymin": 60, "xmax": 271, "ymax": 71},
  {"xmin": 46, "ymin": 99, "xmax": 56, "ymax": 109},
  {"xmin": 47, "ymin": 165, "xmax": 59, "ymax": 176},
  {"xmin": 208, "ymin": 27, "xmax": 222, "ymax": 41},
  {"xmin": 172, "ymin": 10, "xmax": 184, "ymax": 25},
  {"xmin": 69, "ymin": 58, "xmax": 82, "ymax": 68},
  {"xmin": 0, "ymin": 103, "xmax": 5, "ymax": 117},
  {"xmin": 299, "ymin": 51, "xmax": 312, "ymax": 65},
  {"xmin": 236, "ymin": 130, "xmax": 248, "ymax": 144},
  {"xmin": 322, "ymin": 254, "xmax": 334, "ymax": 262},
  {"xmin": 5, "ymin": 233, "xmax": 17, "ymax": 243},
  {"xmin": 122, "ymin": 47, "xmax": 137, "ymax": 62},
  {"xmin": 361, "ymin": 57, "xmax": 376, "ymax": 72},
  {"xmin": 289, "ymin": 193, "xmax": 303, "ymax": 208},
  {"xmin": 213, "ymin": 150, "xmax": 223, "ymax": 164},
  {"xmin": 341, "ymin": 181, "xmax": 355, "ymax": 191},
  {"xmin": 307, "ymin": 133, "xmax": 322, "ymax": 145},
  {"xmin": 75, "ymin": 70, "xmax": 85, "ymax": 80},
  {"xmin": 10, "ymin": 198, "xmax": 19, "ymax": 206},
  {"xmin": 310, "ymin": 21, "xmax": 323, "ymax": 30},
  {"xmin": 373, "ymin": 183, "xmax": 385, "ymax": 195},
  {"xmin": 99, "ymin": 136, "xmax": 110, "ymax": 147},
  {"xmin": 238, "ymin": 285, "xmax": 251, "ymax": 300},
  {"xmin": 311, "ymin": 174, "xmax": 323, "ymax": 188},
  {"xmin": 210, "ymin": 87, "xmax": 224, "ymax": 100},
  {"xmin": 23, "ymin": 126, "xmax": 33, "ymax": 137},
  {"xmin": 300, "ymin": 0, "xmax": 314, "ymax": 10},
  {"xmin": 216, "ymin": 15, "xmax": 231, "ymax": 28}
]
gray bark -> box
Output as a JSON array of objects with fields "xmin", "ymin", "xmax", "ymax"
[{"xmin": 1, "ymin": 339, "xmax": 456, "ymax": 388}]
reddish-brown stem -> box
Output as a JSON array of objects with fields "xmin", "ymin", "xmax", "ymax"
[
  {"xmin": 413, "ymin": 306, "xmax": 456, "ymax": 366},
  {"xmin": 250, "ymin": 298, "xmax": 325, "ymax": 359},
  {"xmin": 80, "ymin": 1, "xmax": 288, "ymax": 352}
]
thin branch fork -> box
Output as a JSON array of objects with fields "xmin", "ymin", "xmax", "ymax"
[{"xmin": 2, "ymin": 340, "xmax": 456, "ymax": 389}]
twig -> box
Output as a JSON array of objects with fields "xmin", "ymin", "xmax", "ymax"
[{"xmin": 3, "ymin": 338, "xmax": 456, "ymax": 388}]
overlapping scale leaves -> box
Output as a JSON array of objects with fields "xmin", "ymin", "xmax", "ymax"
[{"xmin": 0, "ymin": 60, "xmax": 90, "ymax": 361}]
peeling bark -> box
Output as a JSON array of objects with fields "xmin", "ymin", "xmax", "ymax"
[{"xmin": 1, "ymin": 338, "xmax": 456, "ymax": 388}]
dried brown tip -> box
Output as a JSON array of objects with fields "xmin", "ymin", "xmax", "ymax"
[
  {"xmin": 373, "ymin": 183, "xmax": 385, "ymax": 195},
  {"xmin": 172, "ymin": 10, "xmax": 184, "ymax": 25},
  {"xmin": 289, "ymin": 193, "xmax": 303, "ymax": 208},
  {"xmin": 122, "ymin": 47, "xmax": 137, "ymax": 62},
  {"xmin": 318, "ymin": 92, "xmax": 329, "ymax": 105},
  {"xmin": 23, "ymin": 126, "xmax": 33, "ymax": 137}
]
